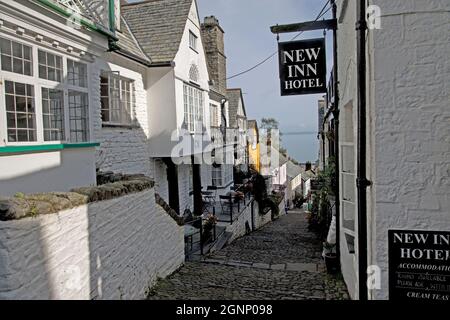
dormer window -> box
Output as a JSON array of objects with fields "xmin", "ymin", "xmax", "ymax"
[{"xmin": 189, "ymin": 31, "xmax": 198, "ymax": 52}]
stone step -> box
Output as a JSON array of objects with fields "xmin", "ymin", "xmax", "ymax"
[{"xmin": 208, "ymin": 231, "xmax": 233, "ymax": 254}]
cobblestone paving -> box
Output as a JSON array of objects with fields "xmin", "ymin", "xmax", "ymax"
[{"xmin": 148, "ymin": 210, "xmax": 349, "ymax": 300}]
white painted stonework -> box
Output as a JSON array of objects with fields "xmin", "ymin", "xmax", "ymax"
[
  {"xmin": 0, "ymin": 147, "xmax": 96, "ymax": 196},
  {"xmin": 0, "ymin": 189, "xmax": 184, "ymax": 300},
  {"xmin": 93, "ymin": 54, "xmax": 152, "ymax": 177},
  {"xmin": 337, "ymin": 0, "xmax": 450, "ymax": 300},
  {"xmin": 224, "ymin": 199, "xmax": 286, "ymax": 243}
]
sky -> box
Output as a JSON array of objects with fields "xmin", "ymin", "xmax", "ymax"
[
  {"xmin": 196, "ymin": 0, "xmax": 334, "ymax": 163},
  {"xmin": 128, "ymin": 0, "xmax": 334, "ymax": 163}
]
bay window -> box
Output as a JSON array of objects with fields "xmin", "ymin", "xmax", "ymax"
[
  {"xmin": 183, "ymin": 83, "xmax": 204, "ymax": 133},
  {"xmin": 0, "ymin": 36, "xmax": 90, "ymax": 145},
  {"xmin": 100, "ymin": 72, "xmax": 135, "ymax": 126}
]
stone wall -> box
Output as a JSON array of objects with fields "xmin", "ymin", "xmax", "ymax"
[
  {"xmin": 225, "ymin": 198, "xmax": 286, "ymax": 243},
  {"xmin": 0, "ymin": 187, "xmax": 184, "ymax": 300},
  {"xmin": 92, "ymin": 54, "xmax": 152, "ymax": 178},
  {"xmin": 368, "ymin": 0, "xmax": 450, "ymax": 300}
]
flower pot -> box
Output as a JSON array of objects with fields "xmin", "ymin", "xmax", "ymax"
[{"xmin": 324, "ymin": 253, "xmax": 339, "ymax": 274}]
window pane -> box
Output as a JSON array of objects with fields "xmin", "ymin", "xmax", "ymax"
[
  {"xmin": 5, "ymin": 95, "xmax": 15, "ymax": 111},
  {"xmin": 23, "ymin": 46, "xmax": 31, "ymax": 61},
  {"xmin": 5, "ymin": 81, "xmax": 36, "ymax": 142},
  {"xmin": 8, "ymin": 130, "xmax": 16, "ymax": 142},
  {"xmin": 42, "ymin": 88, "xmax": 65, "ymax": 141},
  {"xmin": 68, "ymin": 59, "xmax": 87, "ymax": 87},
  {"xmin": 1, "ymin": 38, "xmax": 32, "ymax": 76},
  {"xmin": 15, "ymin": 82, "xmax": 25, "ymax": 96},
  {"xmin": 68, "ymin": 91, "xmax": 89, "ymax": 142},
  {"xmin": 47, "ymin": 54, "xmax": 55, "ymax": 67},
  {"xmin": 38, "ymin": 50, "xmax": 46, "ymax": 64},
  {"xmin": 12, "ymin": 42, "xmax": 22, "ymax": 58},
  {"xmin": 13, "ymin": 58, "xmax": 23, "ymax": 74},
  {"xmin": 24, "ymin": 61, "xmax": 31, "ymax": 76},
  {"xmin": 16, "ymin": 97, "xmax": 26, "ymax": 112},
  {"xmin": 38, "ymin": 50, "xmax": 62, "ymax": 82},
  {"xmin": 0, "ymin": 38, "xmax": 11, "ymax": 55},
  {"xmin": 5, "ymin": 81, "xmax": 14, "ymax": 94},
  {"xmin": 17, "ymin": 130, "xmax": 28, "ymax": 141},
  {"xmin": 1, "ymin": 55, "xmax": 12, "ymax": 72},
  {"xmin": 39, "ymin": 65, "xmax": 47, "ymax": 79},
  {"xmin": 6, "ymin": 112, "xmax": 16, "ymax": 128}
]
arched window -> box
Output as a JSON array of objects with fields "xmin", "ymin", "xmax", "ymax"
[{"xmin": 189, "ymin": 64, "xmax": 199, "ymax": 83}]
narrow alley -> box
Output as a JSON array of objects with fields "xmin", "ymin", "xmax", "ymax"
[{"xmin": 148, "ymin": 210, "xmax": 349, "ymax": 300}]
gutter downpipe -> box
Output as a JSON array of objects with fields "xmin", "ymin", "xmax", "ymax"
[
  {"xmin": 331, "ymin": 0, "xmax": 341, "ymax": 269},
  {"xmin": 356, "ymin": 0, "xmax": 370, "ymax": 301}
]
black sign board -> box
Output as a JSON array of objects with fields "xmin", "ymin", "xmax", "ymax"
[
  {"xmin": 278, "ymin": 38, "xmax": 327, "ymax": 96},
  {"xmin": 389, "ymin": 230, "xmax": 450, "ymax": 302}
]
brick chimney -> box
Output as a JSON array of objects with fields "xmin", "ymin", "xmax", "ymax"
[{"xmin": 201, "ymin": 16, "xmax": 227, "ymax": 96}]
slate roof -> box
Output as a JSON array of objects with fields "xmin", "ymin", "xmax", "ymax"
[
  {"xmin": 115, "ymin": 16, "xmax": 151, "ymax": 63},
  {"xmin": 302, "ymin": 170, "xmax": 317, "ymax": 181},
  {"xmin": 226, "ymin": 88, "xmax": 246, "ymax": 128},
  {"xmin": 122, "ymin": 0, "xmax": 193, "ymax": 64},
  {"xmin": 287, "ymin": 161, "xmax": 304, "ymax": 179}
]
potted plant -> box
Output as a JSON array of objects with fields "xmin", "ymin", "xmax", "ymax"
[
  {"xmin": 323, "ymin": 241, "xmax": 339, "ymax": 274},
  {"xmin": 201, "ymin": 213, "xmax": 217, "ymax": 244}
]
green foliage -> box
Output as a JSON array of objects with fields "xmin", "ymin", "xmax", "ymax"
[
  {"xmin": 14, "ymin": 192, "xmax": 25, "ymax": 199},
  {"xmin": 307, "ymin": 157, "xmax": 336, "ymax": 241}
]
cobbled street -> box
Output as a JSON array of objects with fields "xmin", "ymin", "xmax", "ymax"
[{"xmin": 148, "ymin": 209, "xmax": 349, "ymax": 300}]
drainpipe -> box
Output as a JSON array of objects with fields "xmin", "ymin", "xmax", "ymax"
[
  {"xmin": 331, "ymin": 0, "xmax": 341, "ymax": 269},
  {"xmin": 356, "ymin": 0, "xmax": 371, "ymax": 301},
  {"xmin": 108, "ymin": 0, "xmax": 115, "ymax": 32}
]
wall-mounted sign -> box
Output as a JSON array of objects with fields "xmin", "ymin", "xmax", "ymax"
[
  {"xmin": 389, "ymin": 230, "xmax": 450, "ymax": 301},
  {"xmin": 278, "ymin": 38, "xmax": 327, "ymax": 96}
]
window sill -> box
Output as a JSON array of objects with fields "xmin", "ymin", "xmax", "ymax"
[{"xmin": 0, "ymin": 142, "xmax": 100, "ymax": 155}]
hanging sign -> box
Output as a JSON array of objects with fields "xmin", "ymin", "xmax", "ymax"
[
  {"xmin": 389, "ymin": 230, "xmax": 450, "ymax": 301},
  {"xmin": 278, "ymin": 38, "xmax": 327, "ymax": 96}
]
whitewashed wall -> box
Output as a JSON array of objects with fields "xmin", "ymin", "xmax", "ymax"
[
  {"xmin": 93, "ymin": 54, "xmax": 152, "ymax": 177},
  {"xmin": 225, "ymin": 199, "xmax": 286, "ymax": 243},
  {"xmin": 368, "ymin": 0, "xmax": 450, "ymax": 300},
  {"xmin": 178, "ymin": 164, "xmax": 193, "ymax": 214},
  {"xmin": 0, "ymin": 189, "xmax": 184, "ymax": 300},
  {"xmin": 337, "ymin": 0, "xmax": 359, "ymax": 299},
  {"xmin": 0, "ymin": 147, "xmax": 96, "ymax": 196}
]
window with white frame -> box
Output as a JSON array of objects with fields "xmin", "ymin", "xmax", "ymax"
[
  {"xmin": 0, "ymin": 38, "xmax": 32, "ymax": 76},
  {"xmin": 340, "ymin": 101, "xmax": 356, "ymax": 232},
  {"xmin": 183, "ymin": 83, "xmax": 203, "ymax": 133},
  {"xmin": 100, "ymin": 72, "xmax": 135, "ymax": 126},
  {"xmin": 5, "ymin": 81, "xmax": 36, "ymax": 142},
  {"xmin": 38, "ymin": 50, "xmax": 63, "ymax": 82},
  {"xmin": 0, "ymin": 36, "xmax": 90, "ymax": 144},
  {"xmin": 210, "ymin": 104, "xmax": 219, "ymax": 127},
  {"xmin": 212, "ymin": 165, "xmax": 222, "ymax": 187},
  {"xmin": 42, "ymin": 88, "xmax": 64, "ymax": 141},
  {"xmin": 67, "ymin": 59, "xmax": 87, "ymax": 87},
  {"xmin": 189, "ymin": 31, "xmax": 197, "ymax": 51},
  {"xmin": 68, "ymin": 91, "xmax": 89, "ymax": 142}
]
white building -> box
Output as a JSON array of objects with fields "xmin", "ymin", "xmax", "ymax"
[
  {"xmin": 335, "ymin": 0, "xmax": 450, "ymax": 300},
  {"xmin": 226, "ymin": 88, "xmax": 249, "ymax": 176},
  {"xmin": 122, "ymin": 0, "xmax": 212, "ymax": 215},
  {"xmin": 0, "ymin": 0, "xmax": 116, "ymax": 195},
  {"xmin": 201, "ymin": 16, "xmax": 234, "ymax": 191}
]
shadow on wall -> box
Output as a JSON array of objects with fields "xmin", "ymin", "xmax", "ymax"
[{"xmin": 0, "ymin": 218, "xmax": 53, "ymax": 299}]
